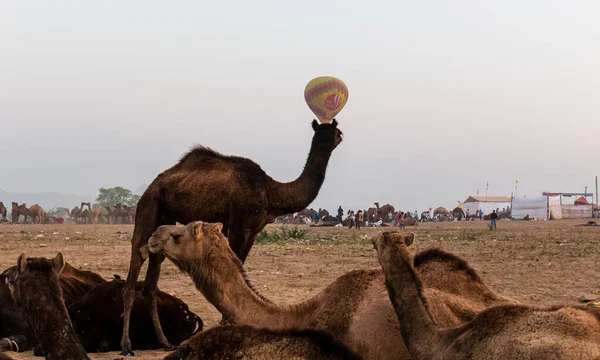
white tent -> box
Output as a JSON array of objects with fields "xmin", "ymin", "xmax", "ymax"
[
  {"xmin": 464, "ymin": 196, "xmax": 512, "ymax": 215},
  {"xmin": 511, "ymin": 197, "xmax": 548, "ymax": 219}
]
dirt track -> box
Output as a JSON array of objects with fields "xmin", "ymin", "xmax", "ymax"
[{"xmin": 2, "ymin": 219, "xmax": 599, "ymax": 359}]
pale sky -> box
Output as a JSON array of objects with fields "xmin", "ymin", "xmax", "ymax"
[{"xmin": 2, "ymin": 1, "xmax": 599, "ymax": 212}]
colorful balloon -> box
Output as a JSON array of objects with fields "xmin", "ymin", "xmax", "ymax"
[{"xmin": 304, "ymin": 76, "xmax": 349, "ymax": 123}]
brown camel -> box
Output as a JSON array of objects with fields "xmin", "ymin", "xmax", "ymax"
[
  {"xmin": 374, "ymin": 202, "xmax": 395, "ymax": 222},
  {"xmin": 70, "ymin": 205, "xmax": 82, "ymax": 223},
  {"xmin": 26, "ymin": 204, "xmax": 45, "ymax": 224},
  {"xmin": 0, "ymin": 202, "xmax": 6, "ymax": 221},
  {"xmin": 164, "ymin": 325, "xmax": 362, "ymax": 360},
  {"xmin": 452, "ymin": 207, "xmax": 465, "ymax": 220},
  {"xmin": 119, "ymin": 120, "xmax": 343, "ymax": 355},
  {"xmin": 11, "ymin": 203, "xmax": 28, "ymax": 224},
  {"xmin": 6, "ymin": 253, "xmax": 90, "ymax": 359},
  {"xmin": 373, "ymin": 231, "xmax": 600, "ymax": 360},
  {"xmin": 91, "ymin": 203, "xmax": 103, "ymax": 224},
  {"xmin": 147, "ymin": 221, "xmax": 514, "ymax": 360},
  {"xmin": 433, "ymin": 206, "xmax": 451, "ymax": 219}
]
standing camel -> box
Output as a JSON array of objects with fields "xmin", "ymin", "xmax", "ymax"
[
  {"xmin": 373, "ymin": 231, "xmax": 600, "ymax": 359},
  {"xmin": 27, "ymin": 205, "xmax": 45, "ymax": 224},
  {"xmin": 119, "ymin": 120, "xmax": 343, "ymax": 355},
  {"xmin": 0, "ymin": 202, "xmax": 6, "ymax": 221},
  {"xmin": 11, "ymin": 203, "xmax": 28, "ymax": 224},
  {"xmin": 71, "ymin": 206, "xmax": 82, "ymax": 223}
]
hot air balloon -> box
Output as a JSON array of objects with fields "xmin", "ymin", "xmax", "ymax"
[{"xmin": 304, "ymin": 76, "xmax": 348, "ymax": 123}]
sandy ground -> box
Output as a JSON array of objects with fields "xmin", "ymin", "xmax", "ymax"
[{"xmin": 2, "ymin": 219, "xmax": 600, "ymax": 359}]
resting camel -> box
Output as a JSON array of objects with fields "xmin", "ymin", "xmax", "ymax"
[
  {"xmin": 69, "ymin": 277, "xmax": 203, "ymax": 353},
  {"xmin": 5, "ymin": 253, "xmax": 90, "ymax": 359},
  {"xmin": 120, "ymin": 120, "xmax": 343, "ymax": 355},
  {"xmin": 164, "ymin": 325, "xmax": 362, "ymax": 360},
  {"xmin": 0, "ymin": 261, "xmax": 104, "ymax": 354},
  {"xmin": 147, "ymin": 221, "xmax": 514, "ymax": 360},
  {"xmin": 373, "ymin": 231, "xmax": 600, "ymax": 359}
]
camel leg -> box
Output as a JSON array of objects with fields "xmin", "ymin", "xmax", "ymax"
[
  {"xmin": 239, "ymin": 234, "xmax": 257, "ymax": 263},
  {"xmin": 229, "ymin": 228, "xmax": 251, "ymax": 263},
  {"xmin": 120, "ymin": 245, "xmax": 145, "ymax": 356},
  {"xmin": 142, "ymin": 252, "xmax": 175, "ymax": 351}
]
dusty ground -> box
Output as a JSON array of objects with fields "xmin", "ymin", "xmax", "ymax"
[{"xmin": 2, "ymin": 219, "xmax": 600, "ymax": 359}]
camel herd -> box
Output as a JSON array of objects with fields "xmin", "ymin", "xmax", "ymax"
[
  {"xmin": 1, "ymin": 120, "xmax": 599, "ymax": 359},
  {"xmin": 0, "ymin": 202, "xmax": 136, "ymax": 225}
]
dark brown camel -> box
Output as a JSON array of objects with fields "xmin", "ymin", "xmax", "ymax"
[
  {"xmin": 6, "ymin": 254, "xmax": 90, "ymax": 360},
  {"xmin": 70, "ymin": 205, "xmax": 82, "ymax": 222},
  {"xmin": 164, "ymin": 325, "xmax": 362, "ymax": 360},
  {"xmin": 1, "ymin": 262, "xmax": 105, "ymax": 355},
  {"xmin": 120, "ymin": 119, "xmax": 342, "ymax": 355},
  {"xmin": 69, "ymin": 277, "xmax": 202, "ymax": 353},
  {"xmin": 0, "ymin": 202, "xmax": 6, "ymax": 221}
]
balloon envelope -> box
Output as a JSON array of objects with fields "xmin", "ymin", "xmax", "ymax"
[{"xmin": 304, "ymin": 76, "xmax": 348, "ymax": 123}]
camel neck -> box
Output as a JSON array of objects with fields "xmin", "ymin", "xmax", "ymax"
[
  {"xmin": 268, "ymin": 136, "xmax": 333, "ymax": 216},
  {"xmin": 186, "ymin": 256, "xmax": 315, "ymax": 328},
  {"xmin": 381, "ymin": 248, "xmax": 439, "ymax": 359}
]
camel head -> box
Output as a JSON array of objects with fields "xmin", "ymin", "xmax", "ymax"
[
  {"xmin": 8, "ymin": 253, "xmax": 65, "ymax": 304},
  {"xmin": 312, "ymin": 119, "xmax": 343, "ymax": 150},
  {"xmin": 148, "ymin": 221, "xmax": 226, "ymax": 266},
  {"xmin": 372, "ymin": 231, "xmax": 415, "ymax": 266},
  {"xmin": 12, "ymin": 202, "xmax": 18, "ymax": 209}
]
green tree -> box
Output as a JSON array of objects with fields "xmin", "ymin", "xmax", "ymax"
[
  {"xmin": 127, "ymin": 194, "xmax": 141, "ymax": 207},
  {"xmin": 96, "ymin": 187, "xmax": 134, "ymax": 209}
]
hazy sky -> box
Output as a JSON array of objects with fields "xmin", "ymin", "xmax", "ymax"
[{"xmin": 2, "ymin": 1, "xmax": 599, "ymax": 212}]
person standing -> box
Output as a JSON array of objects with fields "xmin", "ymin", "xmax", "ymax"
[
  {"xmin": 466, "ymin": 209, "xmax": 470, "ymax": 219},
  {"xmin": 478, "ymin": 209, "xmax": 483, "ymax": 220},
  {"xmin": 355, "ymin": 210, "xmax": 363, "ymax": 230},
  {"xmin": 399, "ymin": 213, "xmax": 406, "ymax": 229},
  {"xmin": 413, "ymin": 210, "xmax": 418, "ymax": 219},
  {"xmin": 490, "ymin": 210, "xmax": 498, "ymax": 229},
  {"xmin": 337, "ymin": 206, "xmax": 344, "ymax": 222},
  {"xmin": 347, "ymin": 210, "xmax": 354, "ymax": 229},
  {"xmin": 393, "ymin": 211, "xmax": 400, "ymax": 227}
]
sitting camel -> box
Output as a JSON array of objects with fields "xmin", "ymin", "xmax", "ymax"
[
  {"xmin": 164, "ymin": 325, "xmax": 362, "ymax": 360},
  {"xmin": 5, "ymin": 253, "xmax": 90, "ymax": 359},
  {"xmin": 373, "ymin": 231, "xmax": 600, "ymax": 360},
  {"xmin": 148, "ymin": 221, "xmax": 515, "ymax": 360}
]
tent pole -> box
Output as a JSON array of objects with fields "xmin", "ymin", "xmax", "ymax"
[{"xmin": 596, "ymin": 176, "xmax": 598, "ymax": 206}]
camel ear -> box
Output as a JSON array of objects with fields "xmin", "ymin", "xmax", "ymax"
[
  {"xmin": 331, "ymin": 119, "xmax": 338, "ymax": 127},
  {"xmin": 405, "ymin": 233, "xmax": 415, "ymax": 247},
  {"xmin": 17, "ymin": 253, "xmax": 27, "ymax": 273},
  {"xmin": 52, "ymin": 253, "xmax": 65, "ymax": 274},
  {"xmin": 312, "ymin": 119, "xmax": 319, "ymax": 131},
  {"xmin": 212, "ymin": 223, "xmax": 223, "ymax": 233},
  {"xmin": 192, "ymin": 221, "xmax": 204, "ymax": 239}
]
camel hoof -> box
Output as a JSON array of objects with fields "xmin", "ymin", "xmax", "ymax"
[
  {"xmin": 164, "ymin": 344, "xmax": 178, "ymax": 351},
  {"xmin": 119, "ymin": 349, "xmax": 135, "ymax": 356}
]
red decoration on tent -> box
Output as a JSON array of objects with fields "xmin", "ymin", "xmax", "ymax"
[{"xmin": 574, "ymin": 196, "xmax": 589, "ymax": 205}]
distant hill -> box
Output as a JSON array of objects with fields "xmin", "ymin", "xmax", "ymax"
[
  {"xmin": 134, "ymin": 184, "xmax": 148, "ymax": 195},
  {"xmin": 0, "ymin": 189, "xmax": 94, "ymax": 211}
]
